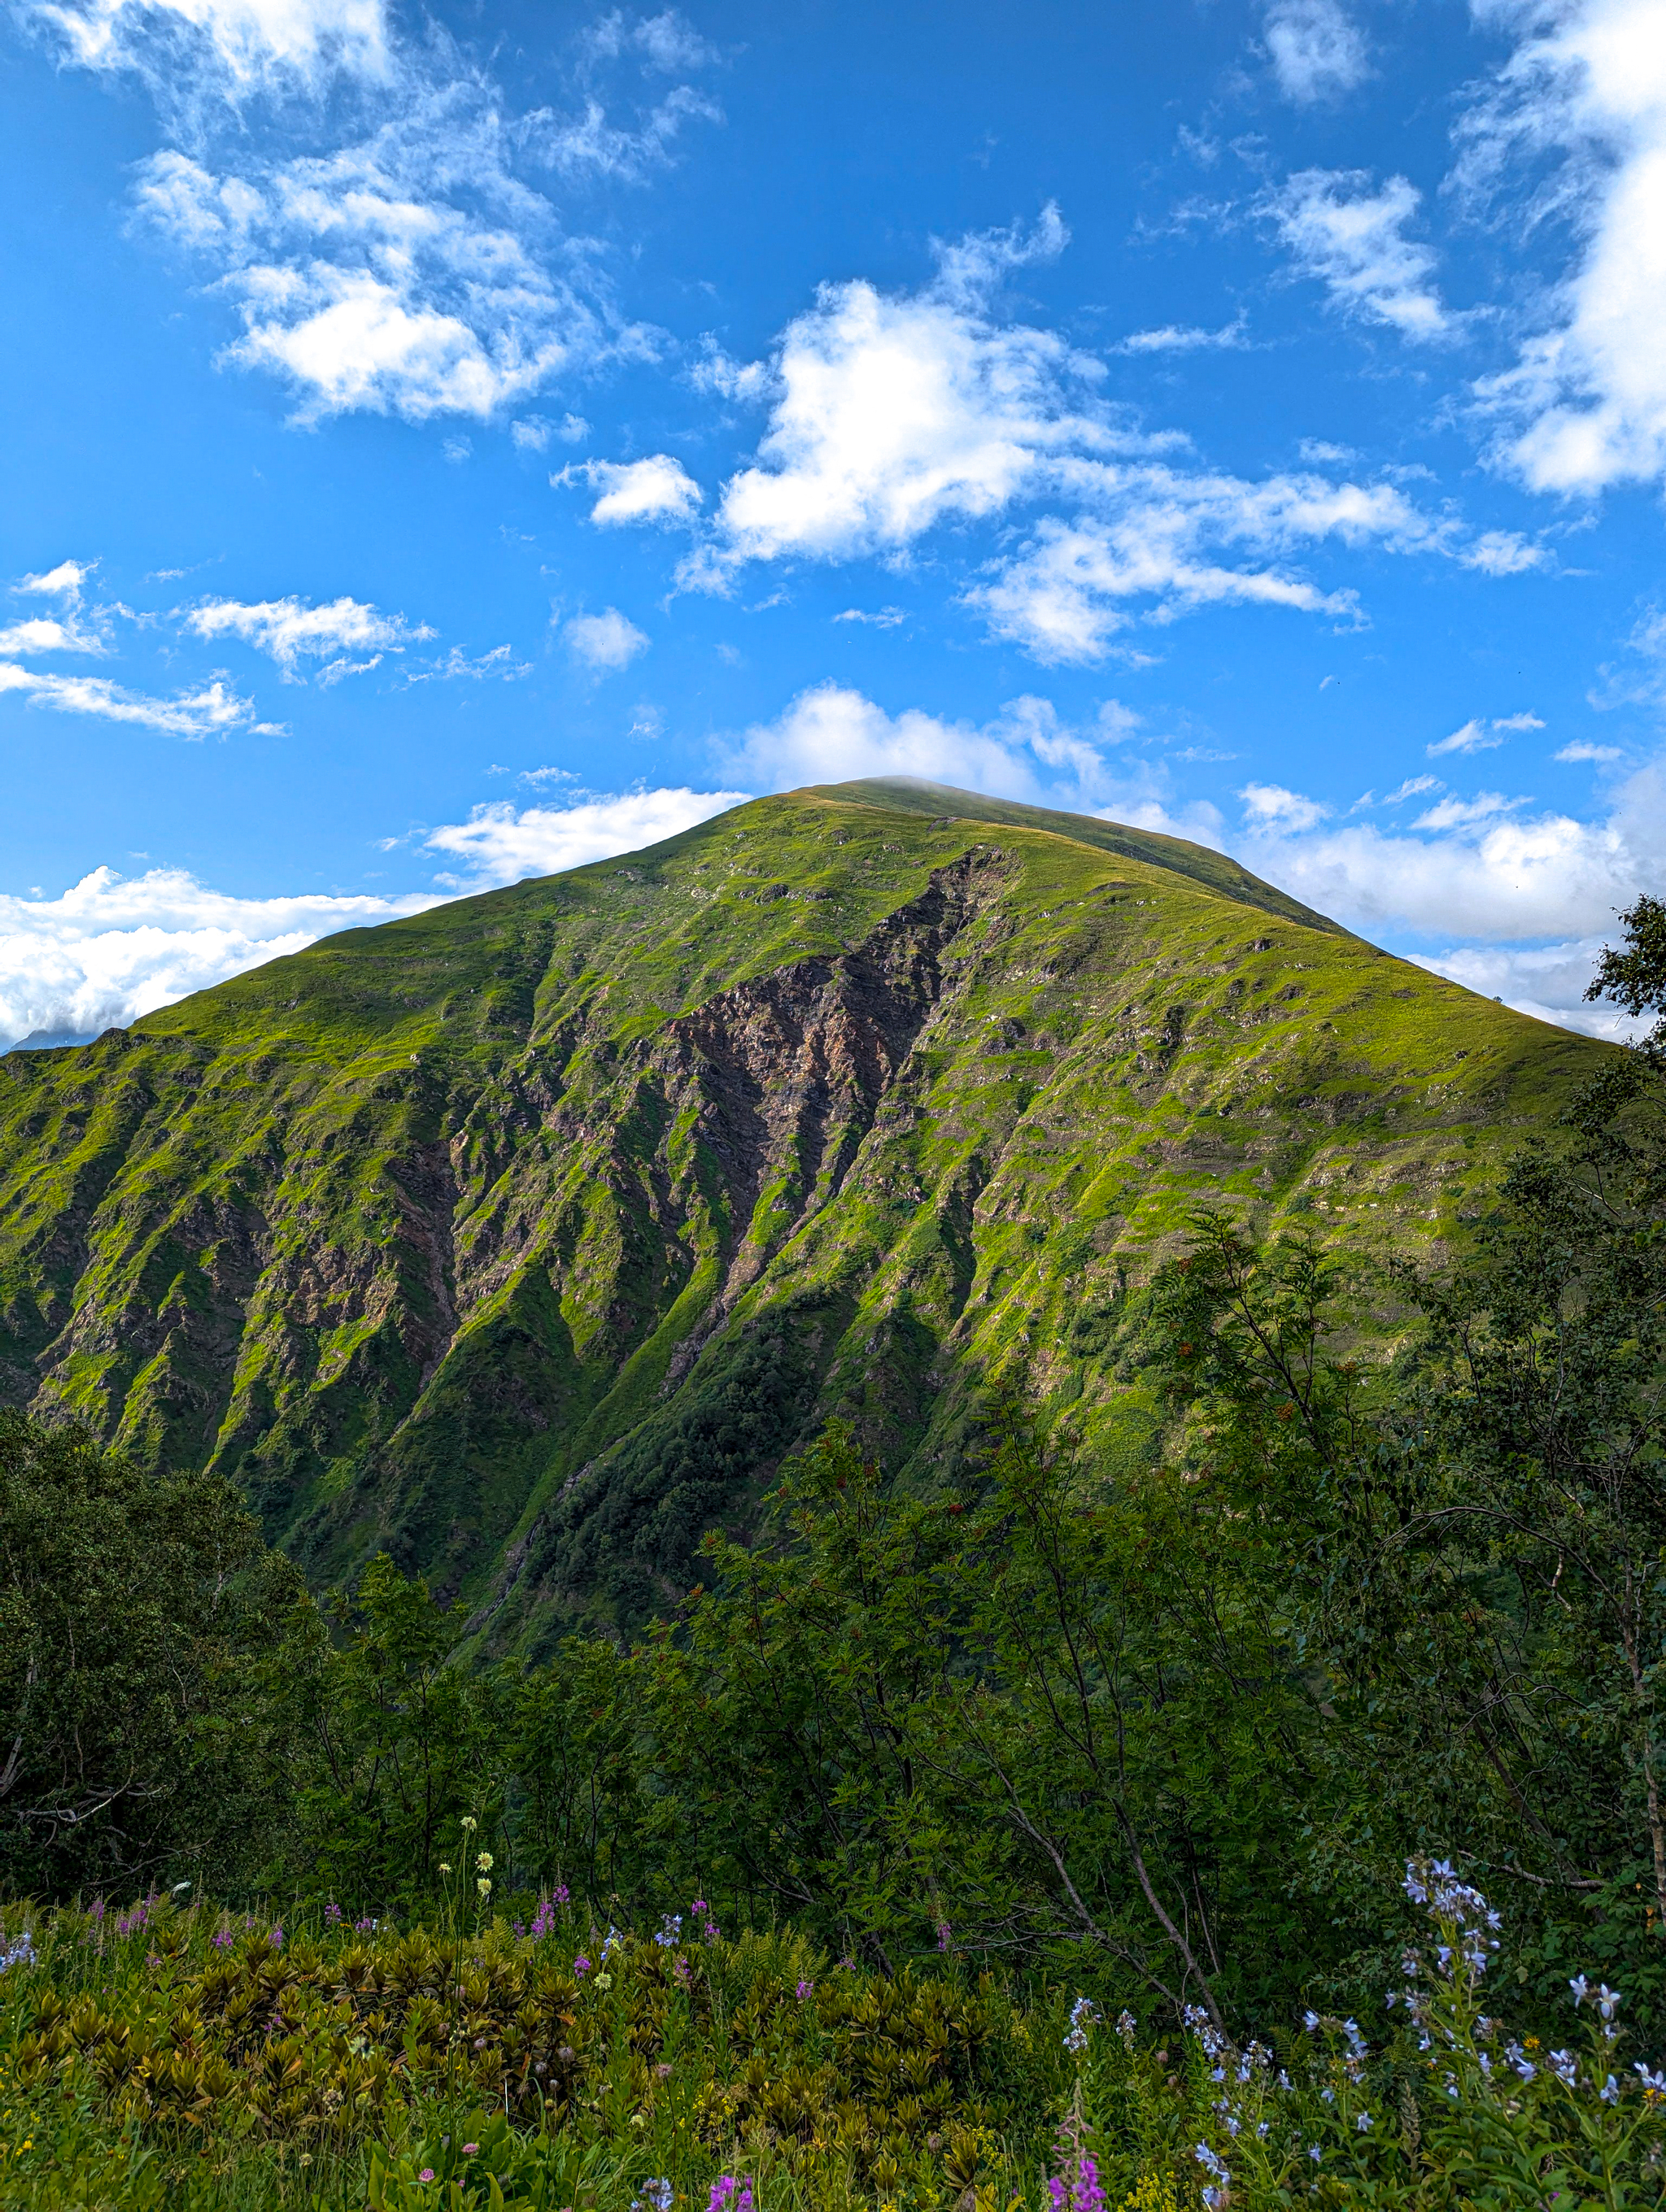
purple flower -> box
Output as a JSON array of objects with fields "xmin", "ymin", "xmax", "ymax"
[
  {"xmin": 325, "ymin": 1901, "xmax": 342, "ymax": 1924},
  {"xmin": 935, "ymin": 1921, "xmax": 952, "ymax": 1952},
  {"xmin": 574, "ymin": 1955, "xmax": 591, "ymax": 1976},
  {"xmin": 796, "ymin": 1979, "xmax": 814, "ymax": 2001},
  {"xmin": 354, "ymin": 1917, "xmax": 376, "ymax": 1934},
  {"xmin": 211, "ymin": 1930, "xmax": 233, "ymax": 1950},
  {"xmin": 554, "ymin": 1884, "xmax": 569, "ymax": 1905},
  {"xmin": 269, "ymin": 1925, "xmax": 285, "ymax": 1949}
]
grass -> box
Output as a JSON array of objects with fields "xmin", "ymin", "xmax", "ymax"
[{"xmin": 0, "ymin": 782, "xmax": 1615, "ymax": 1641}]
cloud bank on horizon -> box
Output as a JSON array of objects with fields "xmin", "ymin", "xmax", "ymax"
[{"xmin": 2, "ymin": 0, "xmax": 1665, "ymax": 1046}]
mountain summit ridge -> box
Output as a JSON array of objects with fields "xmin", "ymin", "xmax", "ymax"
[{"xmin": 0, "ymin": 782, "xmax": 1607, "ymax": 1642}]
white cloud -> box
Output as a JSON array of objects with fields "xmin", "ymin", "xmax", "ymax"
[
  {"xmin": 1234, "ymin": 759, "xmax": 1666, "ymax": 942},
  {"xmin": 1381, "ymin": 773, "xmax": 1441, "ymax": 803},
  {"xmin": 833, "ymin": 606, "xmax": 906, "ymax": 627},
  {"xmin": 0, "ymin": 865, "xmax": 434, "ymax": 1052},
  {"xmin": 676, "ymin": 212, "xmax": 1509, "ymax": 659},
  {"xmin": 526, "ymin": 83, "xmax": 721, "ymax": 184},
  {"xmin": 400, "ymin": 642, "xmax": 530, "ymax": 686},
  {"xmin": 1241, "ymin": 781, "xmax": 1330, "ymax": 831},
  {"xmin": 564, "ymin": 607, "xmax": 649, "ymax": 672},
  {"xmin": 968, "ymin": 470, "xmax": 1436, "ymax": 664},
  {"xmin": 18, "ymin": 559, "xmax": 94, "ymax": 600},
  {"xmin": 1557, "ymin": 738, "xmax": 1623, "ymax": 760},
  {"xmin": 14, "ymin": 0, "xmax": 390, "ymax": 100},
  {"xmin": 1114, "ymin": 316, "xmax": 1249, "ymax": 355},
  {"xmin": 1267, "ymin": 170, "xmax": 1450, "ymax": 339},
  {"xmin": 1412, "ymin": 938, "xmax": 1646, "ymax": 1039},
  {"xmin": 1411, "ymin": 790, "xmax": 1521, "ymax": 829},
  {"xmin": 0, "ymin": 616, "xmax": 107, "ymax": 656},
  {"xmin": 1428, "ymin": 711, "xmax": 1542, "ymax": 755},
  {"xmin": 563, "ymin": 453, "xmax": 703, "ymax": 524},
  {"xmin": 719, "ymin": 681, "xmax": 1214, "ymax": 838},
  {"xmin": 0, "ymin": 663, "xmax": 256, "ymax": 737},
  {"xmin": 424, "ymin": 786, "xmax": 747, "ymax": 888},
  {"xmin": 182, "ymin": 593, "xmax": 434, "ymax": 678},
  {"xmin": 1262, "ymin": 0, "xmax": 1371, "ymax": 102},
  {"xmin": 1470, "ymin": 0, "xmax": 1666, "ymax": 494},
  {"xmin": 511, "ymin": 411, "xmax": 587, "ymax": 451}
]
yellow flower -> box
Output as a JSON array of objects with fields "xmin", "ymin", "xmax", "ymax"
[
  {"xmin": 476, "ymin": 1853, "xmax": 494, "ymax": 1873},
  {"xmin": 477, "ymin": 1876, "xmax": 492, "ymax": 1896},
  {"xmin": 438, "ymin": 1862, "xmax": 453, "ymax": 1875},
  {"xmin": 460, "ymin": 1816, "xmax": 478, "ymax": 1832}
]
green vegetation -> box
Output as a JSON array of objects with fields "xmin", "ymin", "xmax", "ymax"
[
  {"xmin": 3, "ymin": 808, "xmax": 1664, "ymax": 2207},
  {"xmin": 0, "ymin": 778, "xmax": 1607, "ymax": 1639}
]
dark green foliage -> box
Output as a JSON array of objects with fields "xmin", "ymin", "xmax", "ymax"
[{"xmin": 0, "ymin": 1413, "xmax": 303, "ymax": 1895}]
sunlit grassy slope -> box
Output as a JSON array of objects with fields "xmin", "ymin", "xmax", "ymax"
[{"xmin": 0, "ymin": 778, "xmax": 1609, "ymax": 1641}]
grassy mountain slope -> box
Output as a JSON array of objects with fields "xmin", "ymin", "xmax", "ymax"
[{"xmin": 0, "ymin": 782, "xmax": 1609, "ymax": 1642}]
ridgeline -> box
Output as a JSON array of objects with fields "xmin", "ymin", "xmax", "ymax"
[{"xmin": 0, "ymin": 778, "xmax": 1607, "ymax": 1638}]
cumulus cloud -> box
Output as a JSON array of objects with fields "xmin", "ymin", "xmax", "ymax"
[
  {"xmin": 1261, "ymin": 0, "xmax": 1371, "ymax": 102},
  {"xmin": 563, "ymin": 607, "xmax": 648, "ymax": 672},
  {"xmin": 1230, "ymin": 758, "xmax": 1666, "ymax": 1030},
  {"xmin": 0, "ymin": 866, "xmax": 435, "ymax": 1051},
  {"xmin": 424, "ymin": 785, "xmax": 747, "ymax": 887},
  {"xmin": 1267, "ymin": 170, "xmax": 1450, "ymax": 339},
  {"xmin": 1469, "ymin": 0, "xmax": 1666, "ymax": 494},
  {"xmin": 562, "ymin": 454, "xmax": 703, "ymax": 524},
  {"xmin": 0, "ymin": 663, "xmax": 258, "ymax": 737},
  {"xmin": 48, "ymin": 0, "xmax": 721, "ymax": 425},
  {"xmin": 19, "ymin": 559, "xmax": 94, "ymax": 600},
  {"xmin": 719, "ymin": 681, "xmax": 1215, "ymax": 838},
  {"xmin": 0, "ymin": 615, "xmax": 108, "ymax": 656},
  {"xmin": 673, "ymin": 211, "xmax": 1511, "ymax": 659},
  {"xmin": 1413, "ymin": 939, "xmax": 1645, "ymax": 1040},
  {"xmin": 182, "ymin": 594, "xmax": 434, "ymax": 679}
]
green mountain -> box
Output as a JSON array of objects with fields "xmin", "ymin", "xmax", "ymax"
[{"xmin": 0, "ymin": 779, "xmax": 1608, "ymax": 1641}]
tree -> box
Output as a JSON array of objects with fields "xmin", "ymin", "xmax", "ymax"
[{"xmin": 0, "ymin": 1413, "xmax": 303, "ymax": 1895}]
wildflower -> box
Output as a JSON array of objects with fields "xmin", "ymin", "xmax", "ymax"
[
  {"xmin": 462, "ymin": 2144, "xmax": 479, "ymax": 2157},
  {"xmin": 269, "ymin": 1925, "xmax": 285, "ymax": 1948},
  {"xmin": 1637, "ymin": 2064, "xmax": 1666, "ymax": 2096},
  {"xmin": 574, "ymin": 1956, "xmax": 591, "ymax": 1976},
  {"xmin": 1507, "ymin": 2041, "xmax": 1536, "ymax": 2080},
  {"xmin": 355, "ymin": 1917, "xmax": 376, "ymax": 1933},
  {"xmin": 1570, "ymin": 1975, "xmax": 1590, "ymax": 2008},
  {"xmin": 476, "ymin": 1853, "xmax": 494, "ymax": 1874},
  {"xmin": 1302, "ymin": 2010, "xmax": 1320, "ymax": 2032},
  {"xmin": 796, "ymin": 1978, "xmax": 814, "ymax": 2000},
  {"xmin": 325, "ymin": 1901, "xmax": 342, "ymax": 1924},
  {"xmin": 419, "ymin": 2171, "xmax": 435, "ymax": 2184},
  {"xmin": 211, "ymin": 1929, "xmax": 233, "ymax": 1950},
  {"xmin": 477, "ymin": 1878, "xmax": 491, "ymax": 1898},
  {"xmin": 1601, "ymin": 2075, "xmax": 1620, "ymax": 2104},
  {"xmin": 460, "ymin": 1816, "xmax": 478, "ymax": 1833},
  {"xmin": 1598, "ymin": 1984, "xmax": 1623, "ymax": 2022},
  {"xmin": 1549, "ymin": 2049, "xmax": 1578, "ymax": 2087},
  {"xmin": 654, "ymin": 1914, "xmax": 684, "ymax": 1948},
  {"xmin": 0, "ymin": 1932, "xmax": 37, "ymax": 1971},
  {"xmin": 439, "ymin": 1863, "xmax": 453, "ymax": 1876},
  {"xmin": 1356, "ymin": 2112, "xmax": 1373, "ymax": 2131},
  {"xmin": 635, "ymin": 2183, "xmax": 674, "ymax": 2212},
  {"xmin": 1116, "ymin": 2010, "xmax": 1136, "ymax": 2044},
  {"xmin": 1064, "ymin": 1996, "xmax": 1101, "ymax": 2053},
  {"xmin": 554, "ymin": 1883, "xmax": 569, "ymax": 1905},
  {"xmin": 1309, "ymin": 2145, "xmax": 1322, "ymax": 2163},
  {"xmin": 1193, "ymin": 2146, "xmax": 1228, "ymax": 2182}
]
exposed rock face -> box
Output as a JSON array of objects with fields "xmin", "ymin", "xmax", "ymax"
[{"xmin": 0, "ymin": 782, "xmax": 1608, "ymax": 1645}]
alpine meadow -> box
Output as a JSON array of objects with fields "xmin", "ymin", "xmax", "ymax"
[{"xmin": 7, "ymin": 0, "xmax": 1666, "ymax": 2203}]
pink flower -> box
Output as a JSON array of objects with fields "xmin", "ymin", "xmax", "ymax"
[
  {"xmin": 462, "ymin": 2143, "xmax": 479, "ymax": 2156},
  {"xmin": 419, "ymin": 2170, "xmax": 435, "ymax": 2184}
]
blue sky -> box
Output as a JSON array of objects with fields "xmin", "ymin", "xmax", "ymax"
[{"xmin": 2, "ymin": 0, "xmax": 1664, "ymax": 1047}]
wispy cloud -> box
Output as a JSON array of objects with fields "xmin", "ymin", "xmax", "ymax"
[
  {"xmin": 36, "ymin": 0, "xmax": 721, "ymax": 424},
  {"xmin": 181, "ymin": 594, "xmax": 434, "ymax": 680},
  {"xmin": 1428, "ymin": 711, "xmax": 1543, "ymax": 756},
  {"xmin": 1266, "ymin": 170, "xmax": 1450, "ymax": 340},
  {"xmin": 0, "ymin": 662, "xmax": 259, "ymax": 737}
]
